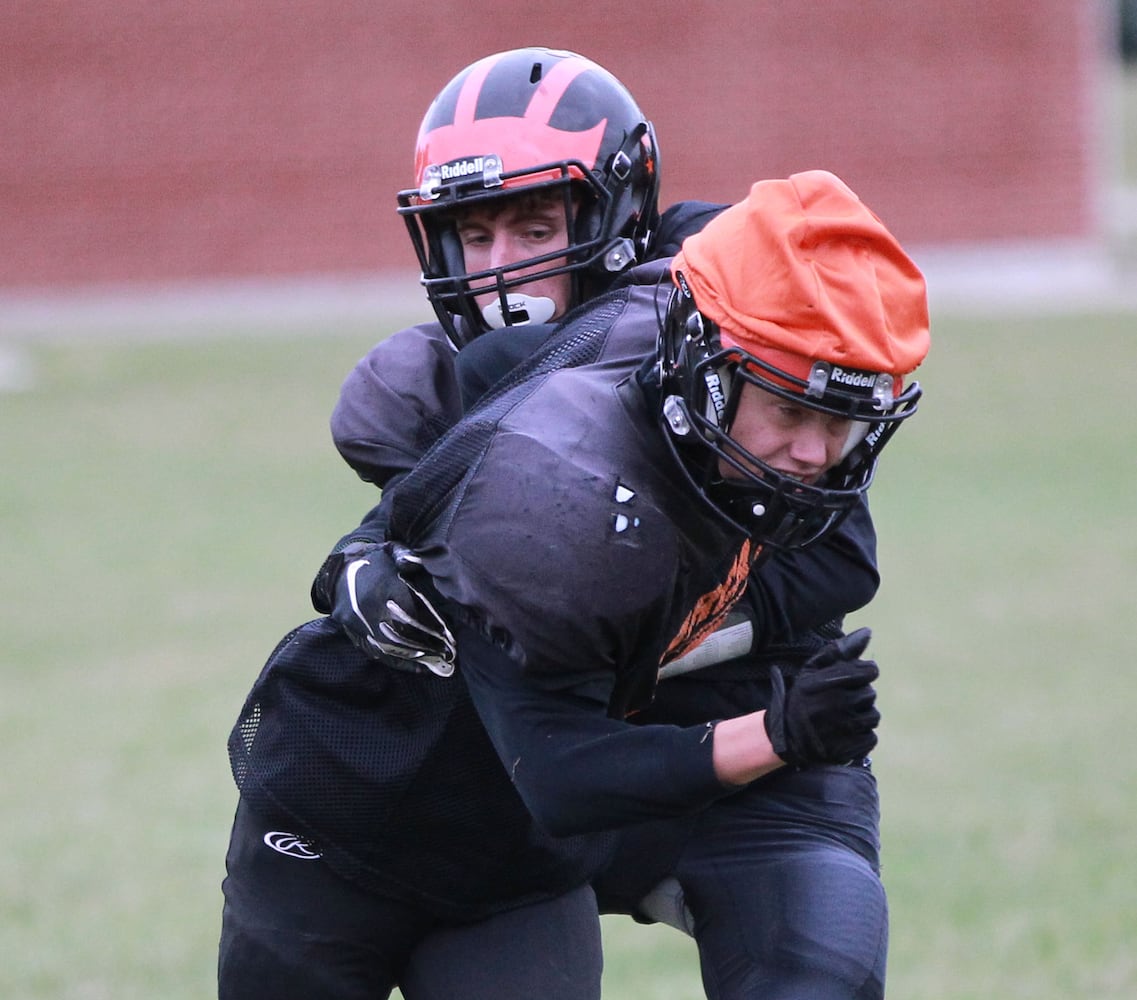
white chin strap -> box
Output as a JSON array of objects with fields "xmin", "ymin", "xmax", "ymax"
[{"xmin": 481, "ymin": 294, "xmax": 557, "ymax": 330}]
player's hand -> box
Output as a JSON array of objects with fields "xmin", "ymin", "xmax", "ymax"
[
  {"xmin": 763, "ymin": 627, "xmax": 879, "ymax": 766},
  {"xmin": 331, "ymin": 541, "xmax": 457, "ymax": 677}
]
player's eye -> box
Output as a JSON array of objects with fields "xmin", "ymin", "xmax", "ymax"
[{"xmin": 457, "ymin": 228, "xmax": 492, "ymax": 248}]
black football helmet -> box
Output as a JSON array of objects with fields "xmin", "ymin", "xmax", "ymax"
[
  {"xmin": 397, "ymin": 47, "xmax": 660, "ymax": 346},
  {"xmin": 656, "ymin": 273, "xmax": 922, "ymax": 548}
]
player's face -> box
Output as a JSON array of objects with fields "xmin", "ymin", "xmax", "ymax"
[
  {"xmin": 456, "ymin": 195, "xmax": 573, "ymax": 322},
  {"xmin": 723, "ymin": 383, "xmax": 855, "ymax": 485}
]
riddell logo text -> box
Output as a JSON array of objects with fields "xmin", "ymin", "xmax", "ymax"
[
  {"xmin": 703, "ymin": 371, "xmax": 727, "ymax": 420},
  {"xmin": 829, "ymin": 367, "xmax": 878, "ymax": 389},
  {"xmin": 439, "ymin": 157, "xmax": 487, "ymax": 180}
]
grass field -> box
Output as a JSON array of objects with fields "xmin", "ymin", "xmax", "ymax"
[{"xmin": 2, "ymin": 299, "xmax": 1135, "ymax": 999}]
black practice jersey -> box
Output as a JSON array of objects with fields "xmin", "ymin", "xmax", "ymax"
[{"xmin": 231, "ymin": 262, "xmax": 747, "ymax": 920}]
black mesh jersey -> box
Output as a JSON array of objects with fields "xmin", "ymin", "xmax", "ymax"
[{"xmin": 228, "ymin": 618, "xmax": 612, "ymax": 921}]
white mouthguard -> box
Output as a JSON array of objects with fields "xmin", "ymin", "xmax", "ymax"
[{"xmin": 481, "ymin": 294, "xmax": 557, "ymax": 330}]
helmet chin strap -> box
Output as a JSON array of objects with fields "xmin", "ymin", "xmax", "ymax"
[{"xmin": 481, "ymin": 294, "xmax": 557, "ymax": 330}]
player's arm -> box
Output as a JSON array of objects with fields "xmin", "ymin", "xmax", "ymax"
[
  {"xmin": 455, "ymin": 621, "xmax": 732, "ymax": 835},
  {"xmin": 454, "ymin": 621, "xmax": 880, "ymax": 837}
]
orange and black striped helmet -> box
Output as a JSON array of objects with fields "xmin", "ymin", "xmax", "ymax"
[{"xmin": 397, "ymin": 47, "xmax": 660, "ymax": 345}]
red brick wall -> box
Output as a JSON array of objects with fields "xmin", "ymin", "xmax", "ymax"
[{"xmin": 0, "ymin": 0, "xmax": 1100, "ymax": 291}]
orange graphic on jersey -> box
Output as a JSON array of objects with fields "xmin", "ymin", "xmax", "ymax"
[{"xmin": 662, "ymin": 539, "xmax": 759, "ymax": 665}]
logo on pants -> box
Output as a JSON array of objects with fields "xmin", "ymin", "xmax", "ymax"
[{"xmin": 263, "ymin": 831, "xmax": 322, "ymax": 860}]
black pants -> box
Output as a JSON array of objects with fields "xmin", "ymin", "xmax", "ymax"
[
  {"xmin": 595, "ymin": 762, "xmax": 888, "ymax": 1000},
  {"xmin": 217, "ymin": 799, "xmax": 603, "ymax": 1000}
]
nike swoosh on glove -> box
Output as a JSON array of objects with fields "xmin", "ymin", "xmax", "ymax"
[{"xmin": 332, "ymin": 541, "xmax": 457, "ymax": 677}]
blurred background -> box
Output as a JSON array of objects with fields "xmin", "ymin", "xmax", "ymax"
[
  {"xmin": 3, "ymin": 0, "xmax": 1137, "ymax": 327},
  {"xmin": 2, "ymin": 3, "xmax": 1136, "ymax": 999}
]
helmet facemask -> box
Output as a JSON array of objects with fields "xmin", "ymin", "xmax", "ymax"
[
  {"xmin": 400, "ymin": 164, "xmax": 598, "ymax": 344},
  {"xmin": 657, "ymin": 281, "xmax": 922, "ymax": 548}
]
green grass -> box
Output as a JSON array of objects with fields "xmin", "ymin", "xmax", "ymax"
[
  {"xmin": 2, "ymin": 306, "xmax": 1135, "ymax": 998},
  {"xmin": 851, "ymin": 311, "xmax": 1137, "ymax": 998}
]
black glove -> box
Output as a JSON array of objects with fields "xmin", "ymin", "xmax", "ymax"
[
  {"xmin": 331, "ymin": 541, "xmax": 457, "ymax": 677},
  {"xmin": 763, "ymin": 627, "xmax": 880, "ymax": 767}
]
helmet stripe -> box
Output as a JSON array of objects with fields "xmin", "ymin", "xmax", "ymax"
[
  {"xmin": 453, "ymin": 51, "xmax": 503, "ymax": 128},
  {"xmin": 523, "ymin": 56, "xmax": 593, "ymax": 126}
]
